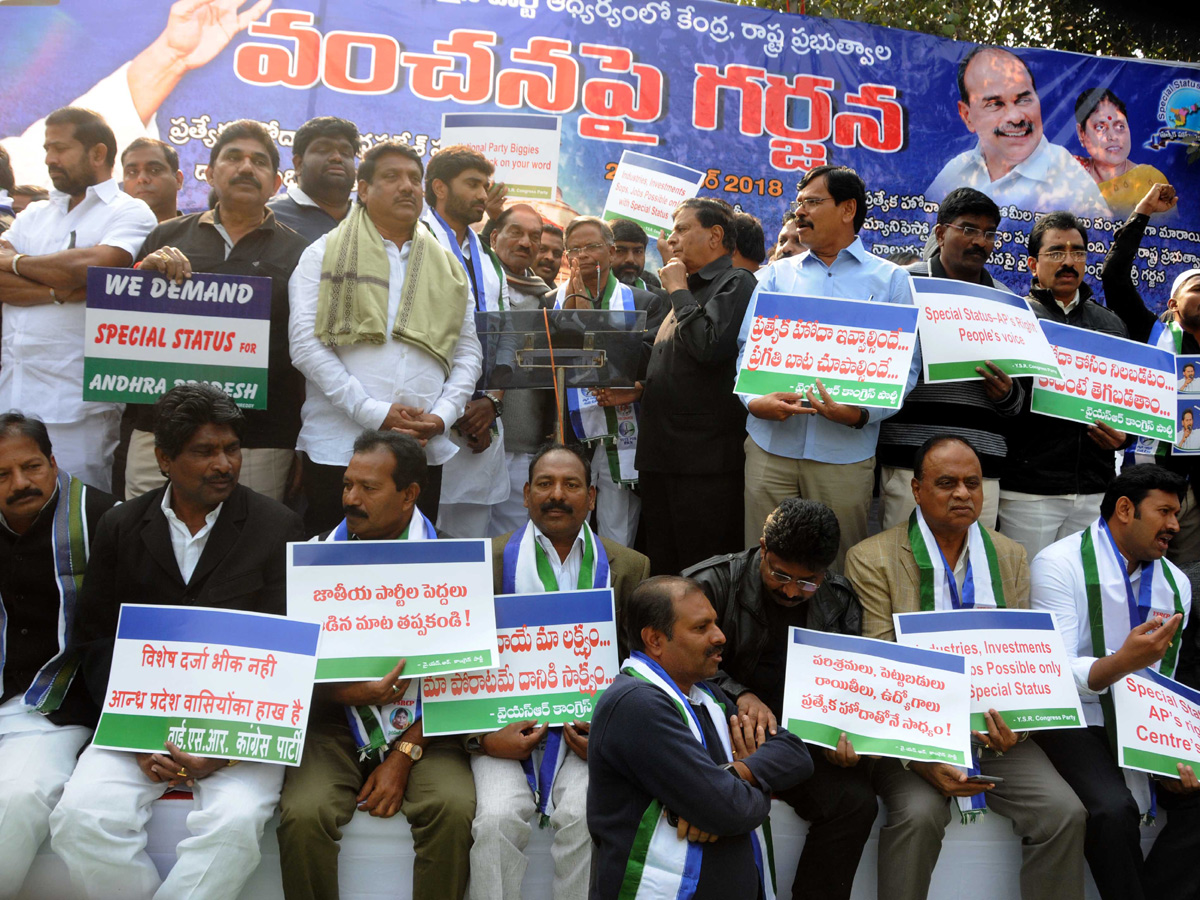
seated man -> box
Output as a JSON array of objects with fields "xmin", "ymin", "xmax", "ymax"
[
  {"xmin": 0, "ymin": 413, "xmax": 117, "ymax": 895},
  {"xmin": 846, "ymin": 435, "xmax": 1086, "ymax": 900},
  {"xmin": 588, "ymin": 575, "xmax": 813, "ymax": 899},
  {"xmin": 1032, "ymin": 464, "xmax": 1196, "ymax": 900},
  {"xmin": 469, "ymin": 442, "xmax": 649, "ymax": 900},
  {"xmin": 49, "ymin": 384, "xmax": 304, "ymax": 899},
  {"xmin": 277, "ymin": 429, "xmax": 474, "ymax": 900}
]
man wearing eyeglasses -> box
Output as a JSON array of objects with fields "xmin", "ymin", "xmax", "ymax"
[{"xmin": 997, "ymin": 211, "xmax": 1129, "ymax": 559}]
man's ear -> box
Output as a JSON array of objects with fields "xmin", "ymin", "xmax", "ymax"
[
  {"xmin": 957, "ymin": 100, "xmax": 975, "ymax": 133},
  {"xmin": 587, "ymin": 484, "xmax": 597, "ymax": 513}
]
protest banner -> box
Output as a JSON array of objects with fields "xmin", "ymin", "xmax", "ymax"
[
  {"xmin": 782, "ymin": 628, "xmax": 971, "ymax": 765},
  {"xmin": 1173, "ymin": 355, "xmax": 1200, "ymax": 454},
  {"xmin": 1032, "ymin": 321, "xmax": 1176, "ymax": 441},
  {"xmin": 286, "ymin": 539, "xmax": 497, "ymax": 680},
  {"xmin": 601, "ymin": 150, "xmax": 705, "ymax": 238},
  {"xmin": 1112, "ymin": 667, "xmax": 1200, "ymax": 780},
  {"xmin": 734, "ymin": 293, "xmax": 918, "ymax": 409},
  {"xmin": 92, "ymin": 604, "xmax": 321, "ymax": 766},
  {"xmin": 893, "ymin": 609, "xmax": 1085, "ymax": 733},
  {"xmin": 440, "ymin": 112, "xmax": 560, "ymax": 201},
  {"xmin": 912, "ymin": 277, "xmax": 1060, "ymax": 383},
  {"xmin": 421, "ymin": 588, "xmax": 618, "ymax": 736},
  {"xmin": 83, "ymin": 267, "xmax": 272, "ymax": 409}
]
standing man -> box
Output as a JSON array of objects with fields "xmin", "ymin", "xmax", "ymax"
[
  {"xmin": 1032, "ymin": 464, "xmax": 1195, "ymax": 900},
  {"xmin": 731, "ymin": 211, "xmax": 767, "ymax": 274},
  {"xmin": 770, "ymin": 210, "xmax": 802, "ymax": 263},
  {"xmin": 268, "ymin": 116, "xmax": 359, "ymax": 244},
  {"xmin": 469, "ymin": 443, "xmax": 649, "ymax": 900},
  {"xmin": 638, "ymin": 198, "xmax": 757, "ymax": 574},
  {"xmin": 120, "ymin": 137, "xmax": 182, "ymax": 222},
  {"xmin": 124, "ymin": 120, "xmax": 309, "ymax": 503},
  {"xmin": 50, "ymin": 383, "xmax": 304, "ymax": 900},
  {"xmin": 0, "ymin": 107, "xmax": 157, "ymax": 492},
  {"xmin": 739, "ymin": 164, "xmax": 920, "ymax": 570},
  {"xmin": 534, "ymin": 222, "xmax": 564, "ymax": 287},
  {"xmin": 878, "ymin": 187, "xmax": 1022, "ymax": 530},
  {"xmin": 846, "ymin": 436, "xmax": 1086, "ymax": 900},
  {"xmin": 289, "ymin": 141, "xmax": 482, "ymax": 535},
  {"xmin": 0, "ymin": 414, "xmax": 117, "ymax": 897},
  {"xmin": 610, "ymin": 218, "xmax": 666, "ymax": 296}
]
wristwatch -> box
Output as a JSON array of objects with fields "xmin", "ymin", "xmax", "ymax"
[
  {"xmin": 391, "ymin": 740, "xmax": 423, "ymax": 762},
  {"xmin": 485, "ymin": 393, "xmax": 504, "ymax": 418}
]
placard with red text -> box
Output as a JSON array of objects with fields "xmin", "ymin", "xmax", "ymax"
[{"xmin": 1113, "ymin": 667, "xmax": 1200, "ymax": 780}]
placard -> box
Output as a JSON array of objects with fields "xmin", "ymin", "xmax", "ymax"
[
  {"xmin": 1173, "ymin": 355, "xmax": 1200, "ymax": 455},
  {"xmin": 1113, "ymin": 667, "xmax": 1200, "ymax": 780},
  {"xmin": 286, "ymin": 539, "xmax": 497, "ymax": 680},
  {"xmin": 734, "ymin": 293, "xmax": 918, "ymax": 409},
  {"xmin": 421, "ymin": 588, "xmax": 618, "ymax": 736},
  {"xmin": 83, "ymin": 267, "xmax": 272, "ymax": 409},
  {"xmin": 782, "ymin": 628, "xmax": 971, "ymax": 765},
  {"xmin": 912, "ymin": 276, "xmax": 1060, "ymax": 383},
  {"xmin": 601, "ymin": 150, "xmax": 705, "ymax": 238},
  {"xmin": 440, "ymin": 112, "xmax": 560, "ymax": 201},
  {"xmin": 92, "ymin": 605, "xmax": 321, "ymax": 766},
  {"xmin": 893, "ymin": 609, "xmax": 1086, "ymax": 732}
]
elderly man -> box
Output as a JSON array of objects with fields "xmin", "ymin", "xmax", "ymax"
[
  {"xmin": 0, "ymin": 107, "xmax": 157, "ymax": 491},
  {"xmin": 120, "ymin": 137, "xmax": 182, "ymax": 222},
  {"xmin": 0, "ymin": 414, "xmax": 117, "ymax": 896},
  {"xmin": 925, "ymin": 46, "xmax": 1109, "ymax": 217},
  {"xmin": 1032, "ymin": 464, "xmax": 1195, "ymax": 900},
  {"xmin": 845, "ymin": 435, "xmax": 1086, "ymax": 900},
  {"xmin": 278, "ymin": 429, "xmax": 474, "ymax": 900},
  {"xmin": 468, "ymin": 443, "xmax": 648, "ymax": 900},
  {"xmin": 50, "ymin": 384, "xmax": 304, "ymax": 900},
  {"xmin": 638, "ymin": 198, "xmax": 757, "ymax": 574},
  {"xmin": 289, "ymin": 141, "xmax": 482, "ymax": 535},
  {"xmin": 268, "ymin": 116, "xmax": 359, "ymax": 244}
]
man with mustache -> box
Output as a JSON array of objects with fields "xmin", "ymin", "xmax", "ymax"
[
  {"xmin": 610, "ymin": 218, "xmax": 666, "ymax": 298},
  {"xmin": 1032, "ymin": 464, "xmax": 1195, "ymax": 900},
  {"xmin": 0, "ymin": 107, "xmax": 157, "ymax": 493},
  {"xmin": 268, "ymin": 116, "xmax": 359, "ymax": 244},
  {"xmin": 468, "ymin": 443, "xmax": 648, "ymax": 900},
  {"xmin": 846, "ymin": 436, "xmax": 1086, "ymax": 900},
  {"xmin": 925, "ymin": 46, "xmax": 1109, "ymax": 217},
  {"xmin": 534, "ymin": 222, "xmax": 565, "ymax": 287},
  {"xmin": 0, "ymin": 414, "xmax": 116, "ymax": 897},
  {"xmin": 122, "ymin": 120, "xmax": 310, "ymax": 505},
  {"xmin": 50, "ymin": 383, "xmax": 304, "ymax": 900},
  {"xmin": 770, "ymin": 210, "xmax": 803, "ymax": 263},
  {"xmin": 120, "ymin": 138, "xmax": 182, "ymax": 223}
]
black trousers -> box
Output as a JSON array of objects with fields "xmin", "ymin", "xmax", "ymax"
[
  {"xmin": 301, "ymin": 454, "xmax": 443, "ymax": 538},
  {"xmin": 640, "ymin": 469, "xmax": 744, "ymax": 576},
  {"xmin": 1146, "ymin": 784, "xmax": 1200, "ymax": 900}
]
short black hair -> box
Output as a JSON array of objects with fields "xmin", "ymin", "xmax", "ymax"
[
  {"xmin": 675, "ymin": 198, "xmax": 737, "ymax": 253},
  {"xmin": 494, "ymin": 203, "xmax": 542, "ymax": 233},
  {"xmin": 912, "ymin": 435, "xmax": 979, "ymax": 480},
  {"xmin": 209, "ymin": 119, "xmax": 280, "ymax": 172},
  {"xmin": 937, "ymin": 187, "xmax": 1001, "ymax": 227},
  {"xmin": 762, "ymin": 499, "xmax": 840, "ymax": 571},
  {"xmin": 610, "ymin": 219, "xmax": 649, "ymax": 247},
  {"xmin": 733, "ymin": 211, "xmax": 766, "ymax": 263},
  {"xmin": 889, "ymin": 250, "xmax": 921, "ymax": 266},
  {"xmin": 0, "ymin": 146, "xmax": 13, "ymax": 194},
  {"xmin": 957, "ymin": 47, "xmax": 1038, "ymax": 105},
  {"xmin": 624, "ymin": 575, "xmax": 704, "ymax": 652},
  {"xmin": 1029, "ymin": 211, "xmax": 1087, "ymax": 258},
  {"xmin": 527, "ymin": 442, "xmax": 591, "ymax": 485},
  {"xmin": 1075, "ymin": 88, "xmax": 1127, "ymax": 127},
  {"xmin": 152, "ymin": 383, "xmax": 245, "ymax": 460},
  {"xmin": 45, "ymin": 107, "xmax": 116, "ymax": 168},
  {"xmin": 541, "ymin": 222, "xmax": 564, "ymax": 241},
  {"xmin": 357, "ymin": 142, "xmax": 424, "ymax": 202},
  {"xmin": 352, "ymin": 429, "xmax": 427, "ymax": 492},
  {"xmin": 425, "ymin": 144, "xmax": 493, "ymax": 207},
  {"xmin": 798, "ymin": 165, "xmax": 867, "ymax": 233},
  {"xmin": 293, "ymin": 116, "xmax": 360, "ymax": 159},
  {"xmin": 1101, "ymin": 463, "xmax": 1186, "ymax": 520},
  {"xmin": 0, "ymin": 411, "xmax": 52, "ymax": 458},
  {"xmin": 781, "ymin": 209, "xmax": 799, "ymax": 227},
  {"xmin": 121, "ymin": 137, "xmax": 180, "ymax": 173}
]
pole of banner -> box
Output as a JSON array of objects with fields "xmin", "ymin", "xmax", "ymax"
[{"xmin": 543, "ymin": 308, "xmax": 565, "ymax": 444}]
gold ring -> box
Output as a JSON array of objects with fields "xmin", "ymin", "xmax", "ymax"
[{"xmin": 176, "ymin": 769, "xmax": 187, "ymax": 777}]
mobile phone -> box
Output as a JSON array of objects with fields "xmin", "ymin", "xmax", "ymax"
[{"xmin": 965, "ymin": 774, "xmax": 1004, "ymax": 784}]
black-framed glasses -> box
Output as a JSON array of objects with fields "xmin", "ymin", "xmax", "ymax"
[{"xmin": 944, "ymin": 222, "xmax": 999, "ymax": 243}]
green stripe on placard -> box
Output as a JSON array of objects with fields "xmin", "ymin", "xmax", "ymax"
[
  {"xmin": 601, "ymin": 210, "xmax": 666, "ymax": 239},
  {"xmin": 786, "ymin": 718, "xmax": 966, "ymax": 765},
  {"xmin": 1031, "ymin": 390, "xmax": 1172, "ymax": 439},
  {"xmin": 423, "ymin": 689, "xmax": 601, "ymax": 734},
  {"xmin": 734, "ymin": 369, "xmax": 903, "ymax": 409},
  {"xmin": 94, "ymin": 713, "xmax": 301, "ymax": 763},
  {"xmin": 927, "ymin": 358, "xmax": 1059, "ymax": 382},
  {"xmin": 969, "ymin": 708, "xmax": 1082, "ymax": 732},
  {"xmin": 1122, "ymin": 746, "xmax": 1195, "ymax": 779},
  {"xmin": 314, "ymin": 649, "xmax": 493, "ymax": 680},
  {"xmin": 83, "ymin": 358, "xmax": 268, "ymax": 409},
  {"xmin": 504, "ymin": 184, "xmax": 553, "ymax": 199}
]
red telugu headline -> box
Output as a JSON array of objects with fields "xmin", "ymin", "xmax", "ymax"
[
  {"xmin": 312, "ymin": 582, "xmax": 468, "ymax": 606},
  {"xmin": 324, "ymin": 611, "xmax": 472, "ymax": 635},
  {"xmin": 804, "ymin": 652, "xmax": 954, "ymax": 740}
]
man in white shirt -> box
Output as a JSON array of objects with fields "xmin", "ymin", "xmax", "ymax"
[
  {"xmin": 0, "ymin": 106, "xmax": 157, "ymax": 492},
  {"xmin": 289, "ymin": 141, "xmax": 482, "ymax": 535},
  {"xmin": 1179, "ymin": 409, "xmax": 1200, "ymax": 451}
]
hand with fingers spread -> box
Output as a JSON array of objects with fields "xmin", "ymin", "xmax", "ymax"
[
  {"xmin": 481, "ymin": 719, "xmax": 549, "ymax": 761},
  {"xmin": 804, "ymin": 379, "xmax": 865, "ymax": 427},
  {"xmin": 327, "ymin": 658, "xmax": 410, "ymax": 708},
  {"xmin": 1087, "ymin": 420, "xmax": 1126, "ymax": 451},
  {"xmin": 971, "ymin": 708, "xmax": 1018, "ymax": 754},
  {"xmin": 484, "ymin": 182, "xmax": 509, "ymax": 222}
]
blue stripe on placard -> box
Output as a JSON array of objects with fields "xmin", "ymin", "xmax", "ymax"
[
  {"xmin": 443, "ymin": 112, "xmax": 559, "ymax": 131},
  {"xmin": 752, "ymin": 292, "xmax": 918, "ymax": 333},
  {"xmin": 292, "ymin": 539, "xmax": 487, "ymax": 567},
  {"xmin": 894, "ymin": 609, "xmax": 1055, "ymax": 634},
  {"xmin": 86, "ymin": 267, "xmax": 272, "ymax": 320},
  {"xmin": 1040, "ymin": 320, "xmax": 1176, "ymax": 373},
  {"xmin": 116, "ymin": 604, "xmax": 320, "ymax": 655},
  {"xmin": 792, "ymin": 627, "xmax": 965, "ymax": 674},
  {"xmin": 910, "ymin": 275, "xmax": 1030, "ymax": 311},
  {"xmin": 1139, "ymin": 666, "xmax": 1200, "ymax": 707},
  {"xmin": 618, "ymin": 151, "xmax": 704, "ymax": 182},
  {"xmin": 493, "ymin": 589, "xmax": 615, "ymax": 629}
]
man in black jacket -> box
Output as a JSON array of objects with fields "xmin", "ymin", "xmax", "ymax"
[{"xmin": 638, "ymin": 199, "xmax": 758, "ymax": 574}]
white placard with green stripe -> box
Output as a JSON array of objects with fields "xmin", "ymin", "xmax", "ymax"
[
  {"xmin": 782, "ymin": 628, "xmax": 971, "ymax": 765},
  {"xmin": 93, "ymin": 604, "xmax": 321, "ymax": 766},
  {"xmin": 421, "ymin": 588, "xmax": 618, "ymax": 735},
  {"xmin": 912, "ymin": 275, "xmax": 1060, "ymax": 383},
  {"xmin": 1033, "ymin": 320, "xmax": 1176, "ymax": 441},
  {"xmin": 1113, "ymin": 667, "xmax": 1200, "ymax": 780},
  {"xmin": 734, "ymin": 292, "xmax": 918, "ymax": 409},
  {"xmin": 440, "ymin": 112, "xmax": 560, "ymax": 200},
  {"xmin": 83, "ymin": 266, "xmax": 272, "ymax": 408},
  {"xmin": 894, "ymin": 609, "xmax": 1086, "ymax": 733},
  {"xmin": 601, "ymin": 150, "xmax": 705, "ymax": 238},
  {"xmin": 286, "ymin": 538, "xmax": 497, "ymax": 680}
]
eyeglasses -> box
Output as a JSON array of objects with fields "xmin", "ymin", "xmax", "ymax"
[
  {"xmin": 945, "ymin": 223, "xmax": 999, "ymax": 243},
  {"xmin": 1038, "ymin": 249, "xmax": 1088, "ymax": 263},
  {"xmin": 565, "ymin": 242, "xmax": 607, "ymax": 259},
  {"xmin": 794, "ymin": 197, "xmax": 834, "ymax": 211}
]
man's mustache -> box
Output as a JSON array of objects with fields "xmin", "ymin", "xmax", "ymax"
[
  {"xmin": 540, "ymin": 500, "xmax": 573, "ymax": 515},
  {"xmin": 707, "ymin": 644, "xmax": 725, "ymax": 658},
  {"xmin": 232, "ymin": 175, "xmax": 261, "ymax": 189},
  {"xmin": 342, "ymin": 505, "xmax": 368, "ymax": 520},
  {"xmin": 993, "ymin": 121, "xmax": 1034, "ymax": 137},
  {"xmin": 1056, "ymin": 266, "xmax": 1079, "ymax": 278},
  {"xmin": 6, "ymin": 486, "xmax": 42, "ymax": 505}
]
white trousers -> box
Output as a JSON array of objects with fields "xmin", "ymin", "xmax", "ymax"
[
  {"xmin": 488, "ymin": 451, "xmax": 534, "ymax": 537},
  {"xmin": 880, "ymin": 466, "xmax": 1001, "ymax": 532},
  {"xmin": 49, "ymin": 745, "xmax": 283, "ymax": 900},
  {"xmin": 468, "ymin": 749, "xmax": 590, "ymax": 900},
  {"xmin": 0, "ymin": 721, "xmax": 91, "ymax": 899},
  {"xmin": 997, "ymin": 491, "xmax": 1105, "ymax": 560},
  {"xmin": 47, "ymin": 410, "xmax": 122, "ymax": 493},
  {"xmin": 437, "ymin": 502, "xmax": 495, "ymax": 539},
  {"xmin": 125, "ymin": 430, "xmax": 293, "ymax": 502},
  {"xmin": 592, "ymin": 445, "xmax": 639, "ymax": 548}
]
